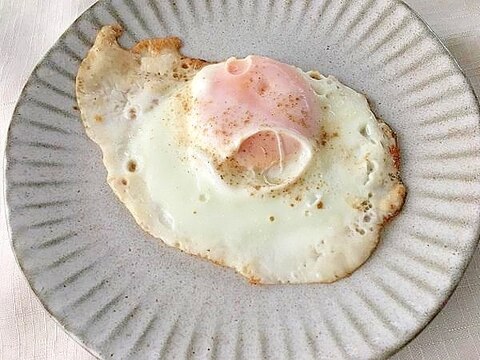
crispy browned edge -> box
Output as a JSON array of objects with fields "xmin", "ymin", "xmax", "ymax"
[
  {"xmin": 132, "ymin": 37, "xmax": 209, "ymax": 70},
  {"xmin": 382, "ymin": 127, "xmax": 407, "ymax": 222},
  {"xmin": 76, "ymin": 25, "xmax": 407, "ymax": 285},
  {"xmin": 76, "ymin": 24, "xmax": 209, "ymax": 97}
]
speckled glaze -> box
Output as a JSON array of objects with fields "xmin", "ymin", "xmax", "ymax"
[{"xmin": 4, "ymin": 0, "xmax": 480, "ymax": 359}]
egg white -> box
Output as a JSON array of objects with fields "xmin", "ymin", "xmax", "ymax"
[{"xmin": 77, "ymin": 26, "xmax": 405, "ymax": 284}]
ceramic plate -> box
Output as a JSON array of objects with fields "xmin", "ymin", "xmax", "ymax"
[{"xmin": 5, "ymin": 0, "xmax": 480, "ymax": 359}]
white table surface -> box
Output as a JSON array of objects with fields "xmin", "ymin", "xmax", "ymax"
[{"xmin": 1, "ymin": 1, "xmax": 480, "ymax": 359}]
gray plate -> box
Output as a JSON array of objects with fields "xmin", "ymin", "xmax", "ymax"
[{"xmin": 5, "ymin": 0, "xmax": 480, "ymax": 359}]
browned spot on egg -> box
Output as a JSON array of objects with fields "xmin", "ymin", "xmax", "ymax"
[
  {"xmin": 128, "ymin": 108, "xmax": 137, "ymax": 120},
  {"xmin": 180, "ymin": 57, "xmax": 210, "ymax": 70},
  {"xmin": 309, "ymin": 71, "xmax": 322, "ymax": 80},
  {"xmin": 316, "ymin": 201, "xmax": 324, "ymax": 209},
  {"xmin": 353, "ymin": 199, "xmax": 372, "ymax": 212},
  {"xmin": 94, "ymin": 114, "xmax": 103, "ymax": 123},
  {"xmin": 121, "ymin": 178, "xmax": 128, "ymax": 186},
  {"xmin": 127, "ymin": 160, "xmax": 137, "ymax": 172},
  {"xmin": 256, "ymin": 80, "xmax": 269, "ymax": 96},
  {"xmin": 320, "ymin": 127, "xmax": 340, "ymax": 146},
  {"xmin": 181, "ymin": 98, "xmax": 191, "ymax": 112},
  {"xmin": 269, "ymin": 216, "xmax": 275, "ymax": 222},
  {"xmin": 248, "ymin": 276, "xmax": 261, "ymax": 285}
]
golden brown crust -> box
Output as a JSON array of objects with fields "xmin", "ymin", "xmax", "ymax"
[
  {"xmin": 180, "ymin": 57, "xmax": 210, "ymax": 70},
  {"xmin": 380, "ymin": 121, "xmax": 402, "ymax": 172},
  {"xmin": 370, "ymin": 104, "xmax": 406, "ymax": 217},
  {"xmin": 383, "ymin": 184, "xmax": 407, "ymax": 224},
  {"xmin": 130, "ymin": 36, "xmax": 211, "ymax": 71},
  {"xmin": 248, "ymin": 277, "xmax": 261, "ymax": 285},
  {"xmin": 389, "ymin": 145, "xmax": 401, "ymax": 171},
  {"xmin": 131, "ymin": 37, "xmax": 182, "ymax": 55},
  {"xmin": 377, "ymin": 117, "xmax": 407, "ymax": 223}
]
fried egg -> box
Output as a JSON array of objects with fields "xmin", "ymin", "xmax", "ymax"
[{"xmin": 76, "ymin": 25, "xmax": 405, "ymax": 284}]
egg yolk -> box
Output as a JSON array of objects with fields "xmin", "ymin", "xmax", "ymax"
[{"xmin": 190, "ymin": 55, "xmax": 322, "ymax": 188}]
